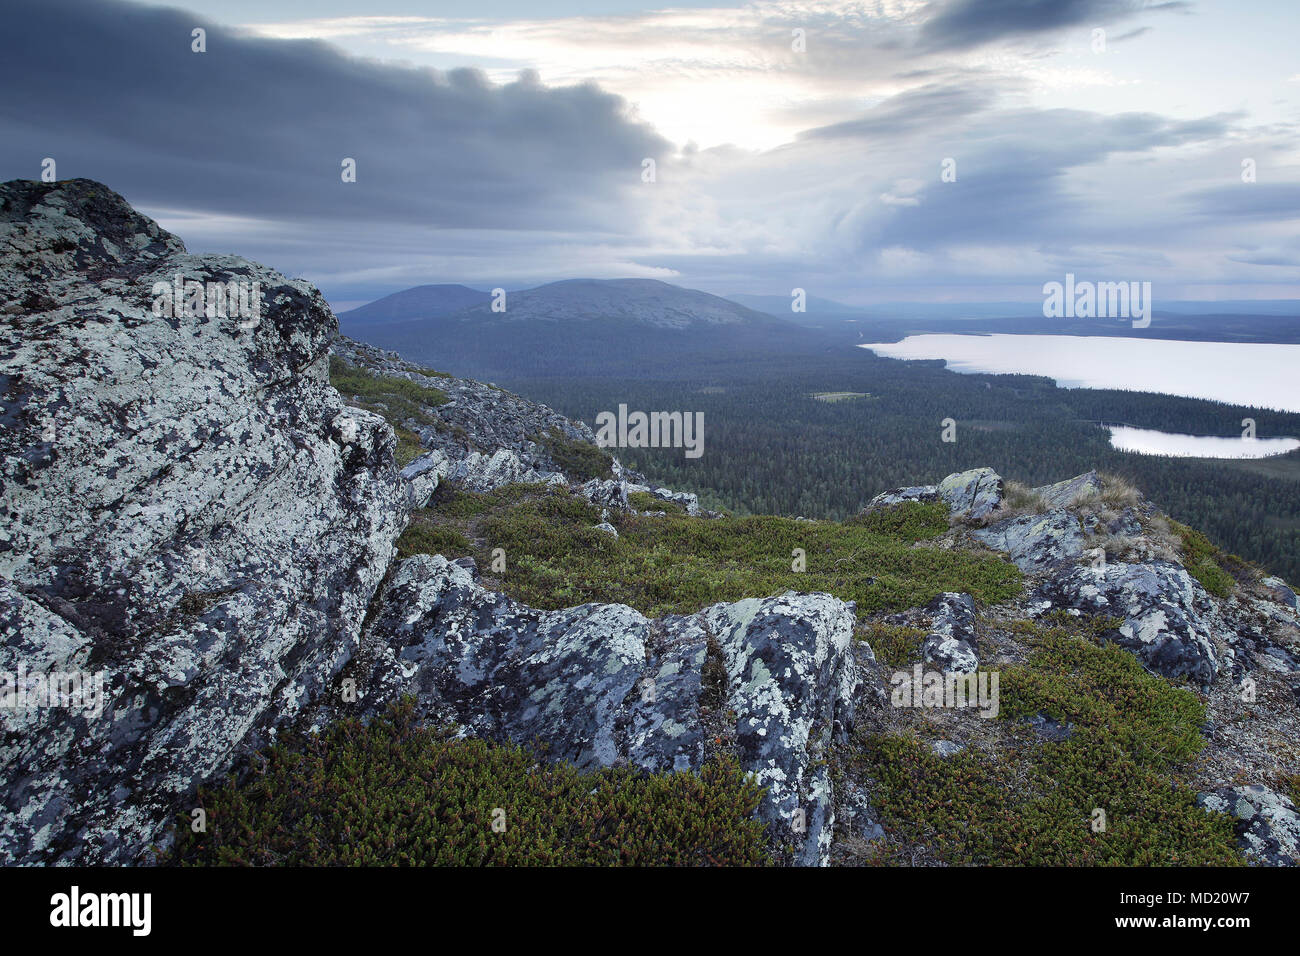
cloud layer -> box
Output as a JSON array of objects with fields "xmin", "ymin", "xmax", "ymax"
[{"xmin": 1, "ymin": 0, "xmax": 1296, "ymax": 306}]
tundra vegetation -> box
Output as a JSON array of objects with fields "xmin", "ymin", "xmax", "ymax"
[
  {"xmin": 400, "ymin": 482, "xmax": 1022, "ymax": 618},
  {"xmin": 849, "ymin": 616, "xmax": 1244, "ymax": 866},
  {"xmin": 172, "ymin": 700, "xmax": 770, "ymax": 866}
]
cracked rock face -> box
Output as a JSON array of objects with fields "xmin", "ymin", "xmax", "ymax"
[
  {"xmin": 937, "ymin": 467, "xmax": 1004, "ymax": 521},
  {"xmin": 1032, "ymin": 561, "xmax": 1221, "ymax": 686},
  {"xmin": 1197, "ymin": 786, "xmax": 1300, "ymax": 866},
  {"xmin": 922, "ymin": 592, "xmax": 979, "ymax": 673},
  {"xmin": 0, "ymin": 179, "xmax": 408, "ymax": 863},
  {"xmin": 1031, "ymin": 470, "xmax": 1103, "ymax": 509},
  {"xmin": 309, "ymin": 554, "xmax": 860, "ymax": 866},
  {"xmin": 972, "ymin": 510, "xmax": 1087, "ymax": 573}
]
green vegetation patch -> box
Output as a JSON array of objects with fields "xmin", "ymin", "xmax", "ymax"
[
  {"xmin": 534, "ymin": 426, "xmax": 613, "ymax": 482},
  {"xmin": 405, "ymin": 486, "xmax": 1019, "ymax": 618},
  {"xmin": 392, "ymin": 426, "xmax": 425, "ymax": 468},
  {"xmin": 396, "ymin": 522, "xmax": 472, "ymax": 561},
  {"xmin": 847, "ymin": 501, "xmax": 950, "ymax": 539},
  {"xmin": 628, "ymin": 490, "xmax": 686, "ymax": 514},
  {"xmin": 401, "ymin": 361, "xmax": 454, "ymax": 379},
  {"xmin": 329, "ymin": 356, "xmax": 449, "ymax": 431},
  {"xmin": 860, "ymin": 621, "xmax": 926, "ymax": 669},
  {"xmin": 853, "ymin": 620, "xmax": 1243, "ymax": 865},
  {"xmin": 171, "ymin": 700, "xmax": 769, "ymax": 866},
  {"xmin": 1168, "ymin": 519, "xmax": 1239, "ymax": 599}
]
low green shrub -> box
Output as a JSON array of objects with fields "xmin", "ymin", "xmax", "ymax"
[
  {"xmin": 854, "ymin": 621, "xmax": 1243, "ymax": 865},
  {"xmin": 396, "ymin": 523, "xmax": 472, "ymax": 560},
  {"xmin": 534, "ymin": 427, "xmax": 613, "ymax": 481},
  {"xmin": 171, "ymin": 701, "xmax": 769, "ymax": 866},
  {"xmin": 408, "ymin": 486, "xmax": 1019, "ymax": 618},
  {"xmin": 1169, "ymin": 520, "xmax": 1236, "ymax": 598},
  {"xmin": 329, "ymin": 357, "xmax": 449, "ymax": 433}
]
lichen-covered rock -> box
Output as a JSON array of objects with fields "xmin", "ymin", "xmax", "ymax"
[
  {"xmin": 331, "ymin": 336, "xmax": 604, "ymax": 483},
  {"xmin": 1031, "ymin": 561, "xmax": 1221, "ymax": 686},
  {"xmin": 628, "ymin": 483, "xmax": 701, "ymax": 516},
  {"xmin": 399, "ymin": 449, "xmax": 451, "ymax": 509},
  {"xmin": 580, "ymin": 477, "xmax": 630, "ymax": 510},
  {"xmin": 922, "ymin": 592, "xmax": 979, "ymax": 673},
  {"xmin": 863, "ymin": 484, "xmax": 939, "ymax": 512},
  {"xmin": 0, "ymin": 180, "xmax": 408, "ymax": 863},
  {"xmin": 1031, "ymin": 470, "xmax": 1102, "ymax": 509},
  {"xmin": 862, "ymin": 467, "xmax": 1002, "ymax": 521},
  {"xmin": 309, "ymin": 554, "xmax": 860, "ymax": 866},
  {"xmin": 441, "ymin": 446, "xmax": 564, "ymax": 491},
  {"xmin": 1262, "ymin": 576, "xmax": 1298, "ymax": 612},
  {"xmin": 971, "ymin": 509, "xmax": 1086, "ymax": 573},
  {"xmin": 1197, "ymin": 785, "xmax": 1300, "ymax": 866},
  {"xmin": 937, "ymin": 467, "xmax": 1004, "ymax": 521}
]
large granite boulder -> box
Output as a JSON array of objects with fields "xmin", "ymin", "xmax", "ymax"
[
  {"xmin": 972, "ymin": 510, "xmax": 1087, "ymax": 573},
  {"xmin": 1031, "ymin": 561, "xmax": 1222, "ymax": 686},
  {"xmin": 937, "ymin": 467, "xmax": 1004, "ymax": 521},
  {"xmin": 309, "ymin": 554, "xmax": 861, "ymax": 866},
  {"xmin": 0, "ymin": 179, "xmax": 409, "ymax": 863}
]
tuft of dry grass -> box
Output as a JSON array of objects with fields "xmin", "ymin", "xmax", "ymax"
[
  {"xmin": 1097, "ymin": 472, "xmax": 1142, "ymax": 509},
  {"xmin": 1001, "ymin": 480, "xmax": 1050, "ymax": 516}
]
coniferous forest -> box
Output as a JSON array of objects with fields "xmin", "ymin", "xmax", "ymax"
[{"xmin": 367, "ymin": 320, "xmax": 1300, "ymax": 583}]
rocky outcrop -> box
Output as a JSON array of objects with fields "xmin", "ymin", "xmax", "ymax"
[
  {"xmin": 863, "ymin": 484, "xmax": 940, "ymax": 511},
  {"xmin": 922, "ymin": 592, "xmax": 979, "ymax": 674},
  {"xmin": 1031, "ymin": 561, "xmax": 1222, "ymax": 686},
  {"xmin": 307, "ymin": 554, "xmax": 860, "ymax": 866},
  {"xmin": 1031, "ymin": 470, "xmax": 1102, "ymax": 509},
  {"xmin": 6, "ymin": 179, "xmax": 1298, "ymax": 869},
  {"xmin": 863, "ymin": 467, "xmax": 1003, "ymax": 522},
  {"xmin": 1262, "ymin": 576, "xmax": 1298, "ymax": 612},
  {"xmin": 332, "ymin": 336, "xmax": 600, "ymax": 481},
  {"xmin": 1197, "ymin": 786, "xmax": 1300, "ymax": 866},
  {"xmin": 937, "ymin": 467, "xmax": 1004, "ymax": 521},
  {"xmin": 971, "ymin": 510, "xmax": 1087, "ymax": 573},
  {"xmin": 0, "ymin": 180, "xmax": 409, "ymax": 863}
]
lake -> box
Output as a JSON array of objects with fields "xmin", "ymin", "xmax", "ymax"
[
  {"xmin": 859, "ymin": 333, "xmax": 1300, "ymax": 458},
  {"xmin": 1107, "ymin": 426, "xmax": 1300, "ymax": 458},
  {"xmin": 860, "ymin": 333, "xmax": 1300, "ymax": 413}
]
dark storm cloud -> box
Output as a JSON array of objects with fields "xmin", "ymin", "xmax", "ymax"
[
  {"xmin": 0, "ymin": 0, "xmax": 668, "ymax": 231},
  {"xmin": 848, "ymin": 108, "xmax": 1234, "ymax": 248},
  {"xmin": 918, "ymin": 0, "xmax": 1189, "ymax": 51}
]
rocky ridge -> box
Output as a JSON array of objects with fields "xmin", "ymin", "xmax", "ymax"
[{"xmin": 3, "ymin": 179, "xmax": 1299, "ymax": 866}]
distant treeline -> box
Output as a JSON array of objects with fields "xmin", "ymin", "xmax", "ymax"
[{"xmin": 360, "ymin": 320, "xmax": 1300, "ymax": 583}]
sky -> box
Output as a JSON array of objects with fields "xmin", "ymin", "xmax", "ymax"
[{"xmin": 1, "ymin": 0, "xmax": 1298, "ymax": 310}]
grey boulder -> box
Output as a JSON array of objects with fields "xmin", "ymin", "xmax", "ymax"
[
  {"xmin": 312, "ymin": 554, "xmax": 861, "ymax": 866},
  {"xmin": 1198, "ymin": 785, "xmax": 1300, "ymax": 867},
  {"xmin": 1032, "ymin": 561, "xmax": 1221, "ymax": 686}
]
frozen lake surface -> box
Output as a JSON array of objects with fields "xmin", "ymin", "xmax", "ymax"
[
  {"xmin": 859, "ymin": 334, "xmax": 1300, "ymax": 414},
  {"xmin": 859, "ymin": 333, "xmax": 1300, "ymax": 459}
]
